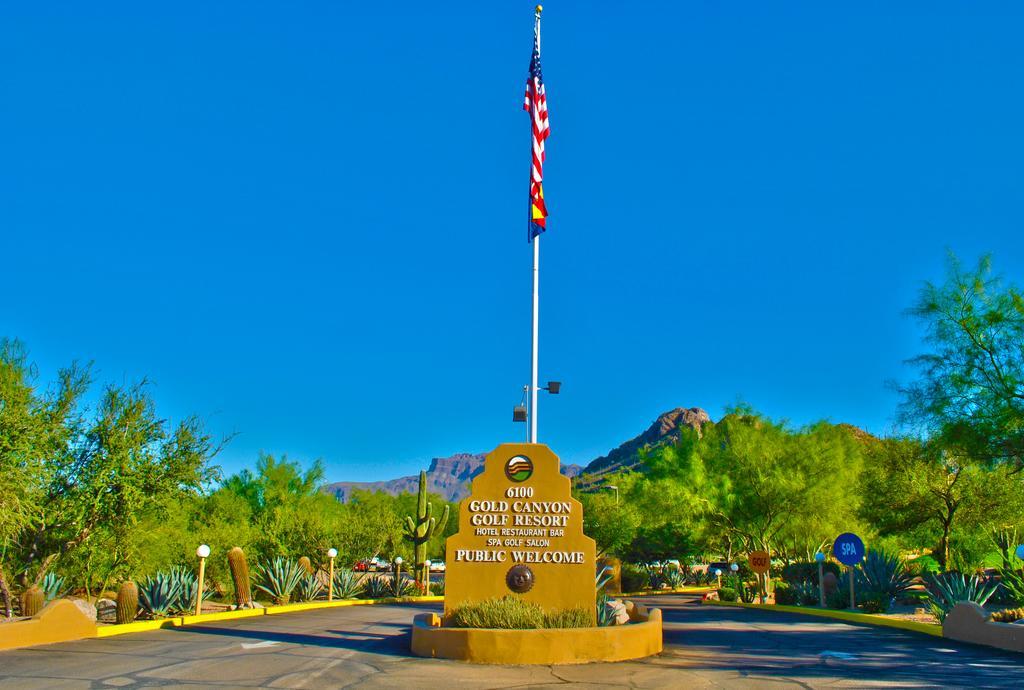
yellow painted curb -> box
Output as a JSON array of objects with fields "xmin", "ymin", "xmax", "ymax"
[
  {"xmin": 703, "ymin": 599, "xmax": 943, "ymax": 637},
  {"xmin": 180, "ymin": 608, "xmax": 266, "ymax": 625},
  {"xmin": 620, "ymin": 586, "xmax": 714, "ymax": 597},
  {"xmin": 264, "ymin": 596, "xmax": 444, "ymax": 614},
  {"xmin": 96, "ymin": 618, "xmax": 183, "ymax": 637}
]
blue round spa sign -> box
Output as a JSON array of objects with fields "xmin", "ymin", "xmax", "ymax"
[{"xmin": 832, "ymin": 532, "xmax": 865, "ymax": 566}]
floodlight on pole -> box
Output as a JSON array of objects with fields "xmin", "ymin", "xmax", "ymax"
[{"xmin": 606, "ymin": 484, "xmax": 619, "ymax": 505}]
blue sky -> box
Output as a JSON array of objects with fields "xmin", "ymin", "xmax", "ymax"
[{"xmin": 4, "ymin": 2, "xmax": 1024, "ymax": 481}]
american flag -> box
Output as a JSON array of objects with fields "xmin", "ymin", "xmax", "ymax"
[{"xmin": 524, "ymin": 20, "xmax": 549, "ymax": 242}]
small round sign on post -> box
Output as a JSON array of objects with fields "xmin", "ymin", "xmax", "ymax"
[
  {"xmin": 748, "ymin": 551, "xmax": 770, "ymax": 604},
  {"xmin": 832, "ymin": 533, "xmax": 865, "ymax": 566},
  {"xmin": 833, "ymin": 532, "xmax": 865, "ymax": 609},
  {"xmin": 748, "ymin": 551, "xmax": 770, "ymax": 574}
]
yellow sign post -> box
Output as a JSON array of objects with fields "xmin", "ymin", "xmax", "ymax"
[{"xmin": 749, "ymin": 550, "xmax": 770, "ymax": 604}]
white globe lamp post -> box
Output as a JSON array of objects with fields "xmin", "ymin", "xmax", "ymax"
[{"xmin": 195, "ymin": 544, "xmax": 211, "ymax": 616}]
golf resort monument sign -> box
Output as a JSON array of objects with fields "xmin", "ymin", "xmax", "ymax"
[
  {"xmin": 444, "ymin": 443, "xmax": 596, "ymax": 616},
  {"xmin": 411, "ymin": 443, "xmax": 662, "ymax": 665}
]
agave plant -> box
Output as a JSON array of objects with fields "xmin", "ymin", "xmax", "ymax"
[
  {"xmin": 332, "ymin": 569, "xmax": 364, "ymax": 600},
  {"xmin": 40, "ymin": 573, "xmax": 67, "ymax": 602},
  {"xmin": 294, "ymin": 573, "xmax": 324, "ymax": 602},
  {"xmin": 663, "ymin": 566, "xmax": 685, "ymax": 589},
  {"xmin": 997, "ymin": 567, "xmax": 1024, "ymax": 607},
  {"xmin": 645, "ymin": 566, "xmax": 664, "ymax": 590},
  {"xmin": 855, "ymin": 550, "xmax": 914, "ymax": 605},
  {"xmin": 174, "ymin": 568, "xmax": 210, "ymax": 614},
  {"xmin": 254, "ymin": 557, "xmax": 306, "ymax": 605},
  {"xmin": 390, "ymin": 575, "xmax": 416, "ymax": 598},
  {"xmin": 139, "ymin": 572, "xmax": 185, "ymax": 618},
  {"xmin": 362, "ymin": 575, "xmax": 391, "ymax": 599},
  {"xmin": 926, "ymin": 572, "xmax": 1000, "ymax": 622}
]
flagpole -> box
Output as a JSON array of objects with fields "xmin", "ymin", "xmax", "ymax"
[{"xmin": 530, "ymin": 5, "xmax": 542, "ymax": 444}]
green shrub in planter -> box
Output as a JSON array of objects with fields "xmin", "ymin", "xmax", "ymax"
[
  {"xmin": 781, "ymin": 560, "xmax": 841, "ymax": 585},
  {"xmin": 859, "ymin": 592, "xmax": 890, "ymax": 614},
  {"xmin": 826, "ymin": 588, "xmax": 849, "ymax": 610},
  {"xmin": 621, "ymin": 564, "xmax": 647, "ymax": 593},
  {"xmin": 448, "ymin": 596, "xmax": 592, "ymax": 629},
  {"xmin": 908, "ymin": 555, "xmax": 941, "ymax": 578},
  {"xmin": 717, "ymin": 587, "xmax": 738, "ymax": 602},
  {"xmin": 992, "ymin": 607, "xmax": 1024, "ymax": 623},
  {"xmin": 774, "ymin": 582, "xmax": 797, "ymax": 606}
]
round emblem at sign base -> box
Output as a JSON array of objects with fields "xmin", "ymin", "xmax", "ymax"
[{"xmin": 506, "ymin": 564, "xmax": 535, "ymax": 593}]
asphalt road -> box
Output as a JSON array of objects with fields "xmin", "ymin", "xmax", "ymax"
[{"xmin": 1, "ymin": 595, "xmax": 1023, "ymax": 688}]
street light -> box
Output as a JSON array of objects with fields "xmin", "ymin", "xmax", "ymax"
[
  {"xmin": 713, "ymin": 568, "xmax": 722, "ymax": 588},
  {"xmin": 606, "ymin": 485, "xmax": 619, "ymax": 505},
  {"xmin": 327, "ymin": 548, "xmax": 338, "ymax": 601},
  {"xmin": 195, "ymin": 544, "xmax": 210, "ymax": 617},
  {"xmin": 730, "ymin": 563, "xmax": 738, "ymax": 573},
  {"xmin": 815, "ymin": 552, "xmax": 826, "ymax": 607},
  {"xmin": 424, "ymin": 559, "xmax": 431, "ymax": 595},
  {"xmin": 512, "ymin": 381, "xmax": 561, "ymax": 442}
]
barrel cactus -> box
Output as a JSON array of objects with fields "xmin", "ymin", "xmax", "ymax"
[
  {"xmin": 227, "ymin": 547, "xmax": 253, "ymax": 607},
  {"xmin": 116, "ymin": 581, "xmax": 138, "ymax": 624},
  {"xmin": 20, "ymin": 586, "xmax": 45, "ymax": 617},
  {"xmin": 297, "ymin": 556, "xmax": 313, "ymax": 575}
]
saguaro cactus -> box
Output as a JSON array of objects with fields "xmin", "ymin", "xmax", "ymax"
[
  {"xmin": 402, "ymin": 470, "xmax": 449, "ymax": 588},
  {"xmin": 116, "ymin": 581, "xmax": 138, "ymax": 624},
  {"xmin": 227, "ymin": 547, "xmax": 253, "ymax": 607},
  {"xmin": 20, "ymin": 586, "xmax": 44, "ymax": 617}
]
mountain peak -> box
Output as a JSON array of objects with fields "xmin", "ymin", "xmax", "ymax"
[{"xmin": 583, "ymin": 406, "xmax": 711, "ymax": 476}]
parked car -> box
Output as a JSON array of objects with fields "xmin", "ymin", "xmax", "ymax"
[
  {"xmin": 353, "ymin": 560, "xmax": 370, "ymax": 572},
  {"xmin": 429, "ymin": 561, "xmax": 446, "ymax": 573}
]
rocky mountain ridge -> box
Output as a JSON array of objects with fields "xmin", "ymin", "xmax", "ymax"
[
  {"xmin": 322, "ymin": 405, "xmax": 710, "ymax": 502},
  {"xmin": 323, "ymin": 452, "xmax": 584, "ymax": 503}
]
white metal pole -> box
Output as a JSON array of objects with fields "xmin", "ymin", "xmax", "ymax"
[
  {"xmin": 529, "ymin": 7, "xmax": 542, "ymax": 445},
  {"xmin": 531, "ymin": 235, "xmax": 539, "ymax": 443}
]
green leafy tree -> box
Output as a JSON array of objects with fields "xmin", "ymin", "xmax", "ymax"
[
  {"xmin": 900, "ymin": 254, "xmax": 1024, "ymax": 471},
  {"xmin": 645, "ymin": 409, "xmax": 864, "ymax": 560},
  {"xmin": 579, "ymin": 489, "xmax": 641, "ymax": 557},
  {"xmin": 860, "ymin": 437, "xmax": 1024, "ymax": 569}
]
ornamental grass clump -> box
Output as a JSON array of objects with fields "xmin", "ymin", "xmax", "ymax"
[
  {"xmin": 448, "ymin": 596, "xmax": 592, "ymax": 629},
  {"xmin": 991, "ymin": 607, "xmax": 1024, "ymax": 623},
  {"xmin": 254, "ymin": 557, "xmax": 305, "ymax": 605},
  {"xmin": 926, "ymin": 572, "xmax": 999, "ymax": 622}
]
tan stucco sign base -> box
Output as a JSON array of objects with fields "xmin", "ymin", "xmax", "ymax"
[{"xmin": 444, "ymin": 443, "xmax": 597, "ymax": 617}]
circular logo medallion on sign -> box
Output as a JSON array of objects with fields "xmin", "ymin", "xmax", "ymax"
[
  {"xmin": 506, "ymin": 564, "xmax": 535, "ymax": 593},
  {"xmin": 505, "ymin": 455, "xmax": 534, "ymax": 482}
]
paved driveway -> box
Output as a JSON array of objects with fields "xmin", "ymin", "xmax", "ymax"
[{"xmin": 1, "ymin": 595, "xmax": 1023, "ymax": 688}]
